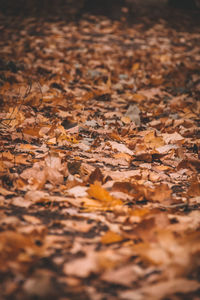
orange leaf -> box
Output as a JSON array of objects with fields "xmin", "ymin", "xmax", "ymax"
[
  {"xmin": 87, "ymin": 182, "xmax": 122, "ymax": 205},
  {"xmin": 144, "ymin": 131, "xmax": 164, "ymax": 149},
  {"xmin": 131, "ymin": 62, "xmax": 140, "ymax": 72},
  {"xmin": 132, "ymin": 93, "xmax": 147, "ymax": 102},
  {"xmin": 88, "ymin": 182, "xmax": 114, "ymax": 202},
  {"xmin": 101, "ymin": 231, "xmax": 123, "ymax": 244}
]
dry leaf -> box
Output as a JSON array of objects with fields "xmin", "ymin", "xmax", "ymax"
[{"xmin": 101, "ymin": 231, "xmax": 123, "ymax": 244}]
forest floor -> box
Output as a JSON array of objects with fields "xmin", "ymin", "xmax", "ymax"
[{"xmin": 0, "ymin": 2, "xmax": 200, "ymax": 300}]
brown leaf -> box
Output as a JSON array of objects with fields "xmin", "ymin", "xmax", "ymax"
[
  {"xmin": 145, "ymin": 183, "xmax": 172, "ymax": 203},
  {"xmin": 144, "ymin": 131, "xmax": 164, "ymax": 149},
  {"xmin": 88, "ymin": 167, "xmax": 104, "ymax": 184},
  {"xmin": 63, "ymin": 252, "xmax": 98, "ymax": 277},
  {"xmin": 120, "ymin": 279, "xmax": 200, "ymax": 300},
  {"xmin": 0, "ymin": 231, "xmax": 46, "ymax": 272},
  {"xmin": 188, "ymin": 180, "xmax": 200, "ymax": 197}
]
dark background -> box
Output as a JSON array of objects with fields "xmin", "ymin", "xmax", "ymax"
[{"xmin": 0, "ymin": 0, "xmax": 198, "ymax": 17}]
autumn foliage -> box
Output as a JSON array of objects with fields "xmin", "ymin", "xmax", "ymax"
[{"xmin": 0, "ymin": 1, "xmax": 200, "ymax": 299}]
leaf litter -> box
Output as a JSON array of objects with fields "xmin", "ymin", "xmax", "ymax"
[{"xmin": 0, "ymin": 1, "xmax": 200, "ymax": 299}]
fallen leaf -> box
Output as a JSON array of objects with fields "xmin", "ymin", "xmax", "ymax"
[
  {"xmin": 120, "ymin": 279, "xmax": 200, "ymax": 300},
  {"xmin": 101, "ymin": 231, "xmax": 124, "ymax": 244},
  {"xmin": 109, "ymin": 141, "xmax": 134, "ymax": 155},
  {"xmin": 63, "ymin": 252, "xmax": 98, "ymax": 277}
]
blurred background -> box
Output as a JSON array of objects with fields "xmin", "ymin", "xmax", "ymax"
[{"xmin": 0, "ymin": 0, "xmax": 199, "ymax": 17}]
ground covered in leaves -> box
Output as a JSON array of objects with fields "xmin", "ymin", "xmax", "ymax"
[{"xmin": 0, "ymin": 2, "xmax": 200, "ymax": 299}]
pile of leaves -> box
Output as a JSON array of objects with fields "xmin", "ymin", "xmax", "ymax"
[{"xmin": 0, "ymin": 2, "xmax": 200, "ymax": 299}]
